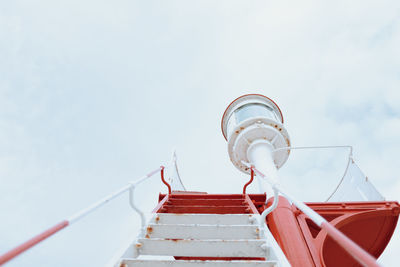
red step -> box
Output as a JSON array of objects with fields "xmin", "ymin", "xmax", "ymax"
[
  {"xmin": 155, "ymin": 193, "xmax": 263, "ymax": 215},
  {"xmin": 167, "ymin": 199, "xmax": 246, "ymax": 206},
  {"xmin": 160, "ymin": 205, "xmax": 251, "ymax": 214}
]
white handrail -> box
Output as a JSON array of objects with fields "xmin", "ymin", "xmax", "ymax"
[
  {"xmin": 259, "ymin": 187, "xmax": 279, "ymax": 226},
  {"xmin": 260, "ymin": 218, "xmax": 291, "ymax": 267},
  {"xmin": 273, "ymin": 145, "xmax": 353, "ymax": 156},
  {"xmin": 0, "ymin": 165, "xmax": 168, "ymax": 266},
  {"xmin": 69, "ymin": 166, "xmax": 164, "ymax": 224},
  {"xmin": 247, "ymin": 163, "xmax": 380, "ymax": 267}
]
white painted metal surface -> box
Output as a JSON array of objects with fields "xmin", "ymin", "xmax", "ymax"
[
  {"xmin": 120, "ymin": 259, "xmax": 278, "ymax": 267},
  {"xmin": 146, "ymin": 224, "xmax": 260, "ymax": 239},
  {"xmin": 259, "ymin": 218, "xmax": 291, "ymax": 267},
  {"xmin": 151, "ymin": 214, "xmax": 257, "ymax": 225},
  {"xmin": 111, "ymin": 213, "xmax": 289, "ymax": 267},
  {"xmin": 136, "ymin": 238, "xmax": 268, "ymax": 257},
  {"xmin": 222, "ymin": 94, "xmax": 291, "ymax": 174}
]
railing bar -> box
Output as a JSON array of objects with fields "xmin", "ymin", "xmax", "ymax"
[
  {"xmin": 69, "ymin": 167, "xmax": 162, "ymax": 224},
  {"xmin": 250, "ymin": 165, "xmax": 380, "ymax": 267},
  {"xmin": 0, "ymin": 221, "xmax": 69, "ymax": 265},
  {"xmin": 0, "ymin": 166, "xmax": 164, "ymax": 266},
  {"xmin": 273, "ymin": 145, "xmax": 353, "ymax": 154},
  {"xmin": 68, "ymin": 184, "xmax": 132, "ymax": 224},
  {"xmin": 259, "ymin": 188, "xmax": 279, "ymax": 226}
]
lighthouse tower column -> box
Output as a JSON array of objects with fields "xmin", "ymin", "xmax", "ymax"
[{"xmin": 247, "ymin": 140, "xmax": 279, "ymax": 190}]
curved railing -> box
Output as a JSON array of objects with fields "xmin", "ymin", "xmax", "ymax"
[{"xmin": 167, "ymin": 150, "xmax": 187, "ymax": 191}]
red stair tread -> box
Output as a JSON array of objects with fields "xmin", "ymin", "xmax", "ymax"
[
  {"xmin": 155, "ymin": 193, "xmax": 264, "ymax": 214},
  {"xmin": 167, "ymin": 199, "xmax": 246, "ymax": 206},
  {"xmin": 160, "ymin": 206, "xmax": 251, "ymax": 214},
  {"xmin": 168, "ymin": 194, "xmax": 246, "ymax": 199}
]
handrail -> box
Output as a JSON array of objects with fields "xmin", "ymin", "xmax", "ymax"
[
  {"xmin": 259, "ymin": 216, "xmax": 292, "ymax": 267},
  {"xmin": 259, "ymin": 187, "xmax": 279, "ymax": 227},
  {"xmin": 242, "ymin": 168, "xmax": 255, "ymax": 194},
  {"xmin": 273, "ymin": 145, "xmax": 353, "ymax": 156},
  {"xmin": 160, "ymin": 167, "xmax": 172, "ymax": 194},
  {"xmin": 0, "ymin": 165, "xmax": 171, "ymax": 266},
  {"xmin": 249, "ymin": 164, "xmax": 381, "ymax": 267}
]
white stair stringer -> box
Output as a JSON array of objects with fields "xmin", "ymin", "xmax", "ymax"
[{"xmin": 112, "ymin": 214, "xmax": 291, "ymax": 267}]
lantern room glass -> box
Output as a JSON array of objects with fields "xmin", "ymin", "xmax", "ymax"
[
  {"xmin": 226, "ymin": 103, "xmax": 281, "ymax": 140},
  {"xmin": 235, "ymin": 103, "xmax": 278, "ymax": 124}
]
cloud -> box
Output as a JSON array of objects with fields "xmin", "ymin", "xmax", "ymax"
[{"xmin": 1, "ymin": 0, "xmax": 399, "ymax": 266}]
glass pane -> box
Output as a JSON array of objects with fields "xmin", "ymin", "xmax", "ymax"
[
  {"xmin": 166, "ymin": 156, "xmax": 186, "ymax": 191},
  {"xmin": 327, "ymin": 160, "xmax": 384, "ymax": 202},
  {"xmin": 277, "ymin": 148, "xmax": 385, "ymax": 202},
  {"xmin": 235, "ymin": 103, "xmax": 276, "ymax": 124}
]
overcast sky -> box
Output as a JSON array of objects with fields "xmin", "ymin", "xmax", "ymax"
[{"xmin": 1, "ymin": 1, "xmax": 399, "ymax": 266}]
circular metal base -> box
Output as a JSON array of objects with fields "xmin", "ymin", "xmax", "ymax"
[{"xmin": 227, "ymin": 117, "xmax": 291, "ymax": 174}]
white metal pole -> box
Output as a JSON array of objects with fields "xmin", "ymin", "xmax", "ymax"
[{"xmin": 247, "ymin": 140, "xmax": 279, "ymax": 197}]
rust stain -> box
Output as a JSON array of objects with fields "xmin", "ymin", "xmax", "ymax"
[
  {"xmin": 119, "ymin": 263, "xmax": 127, "ymax": 267},
  {"xmin": 155, "ymin": 216, "xmax": 160, "ymax": 222},
  {"xmin": 145, "ymin": 234, "xmax": 150, "ymax": 238},
  {"xmin": 166, "ymin": 238, "xmax": 183, "ymax": 242},
  {"xmin": 147, "ymin": 226, "xmax": 153, "ymax": 234},
  {"xmin": 135, "ymin": 243, "xmax": 142, "ymax": 248}
]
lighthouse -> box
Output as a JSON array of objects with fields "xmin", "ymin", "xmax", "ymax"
[{"xmin": 0, "ymin": 94, "xmax": 399, "ymax": 267}]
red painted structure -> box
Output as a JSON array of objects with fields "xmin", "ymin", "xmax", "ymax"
[
  {"xmin": 295, "ymin": 201, "xmax": 400, "ymax": 266},
  {"xmin": 154, "ymin": 192, "xmax": 400, "ymax": 266}
]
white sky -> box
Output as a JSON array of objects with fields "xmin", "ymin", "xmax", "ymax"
[{"xmin": 1, "ymin": 1, "xmax": 399, "ymax": 266}]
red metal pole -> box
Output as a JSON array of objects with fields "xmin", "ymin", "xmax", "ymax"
[
  {"xmin": 267, "ymin": 196, "xmax": 316, "ymax": 267},
  {"xmin": 0, "ymin": 220, "xmax": 69, "ymax": 266}
]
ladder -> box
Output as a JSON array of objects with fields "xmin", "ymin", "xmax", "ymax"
[{"xmin": 115, "ymin": 194, "xmax": 288, "ymax": 267}]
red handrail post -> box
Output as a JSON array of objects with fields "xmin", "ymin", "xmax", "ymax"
[
  {"xmin": 243, "ymin": 167, "xmax": 255, "ymax": 194},
  {"xmin": 160, "ymin": 166, "xmax": 172, "ymax": 194}
]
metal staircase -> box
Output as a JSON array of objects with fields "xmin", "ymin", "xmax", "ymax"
[{"xmin": 116, "ymin": 194, "xmax": 286, "ymax": 267}]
